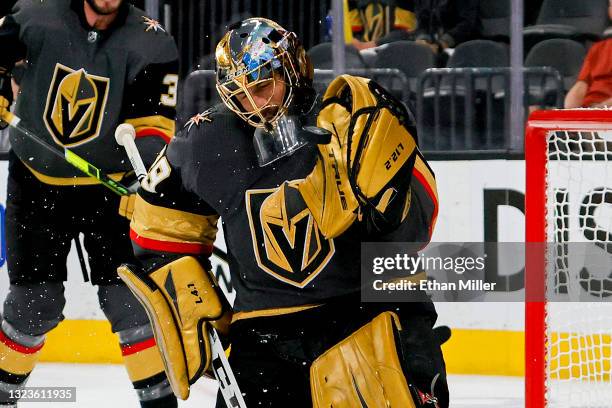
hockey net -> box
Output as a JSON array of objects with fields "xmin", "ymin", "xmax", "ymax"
[{"xmin": 525, "ymin": 109, "xmax": 612, "ymax": 408}]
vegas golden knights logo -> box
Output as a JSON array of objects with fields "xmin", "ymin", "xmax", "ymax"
[
  {"xmin": 246, "ymin": 183, "xmax": 335, "ymax": 288},
  {"xmin": 44, "ymin": 64, "xmax": 110, "ymax": 147}
]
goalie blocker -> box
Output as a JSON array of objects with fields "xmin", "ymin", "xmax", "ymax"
[{"xmin": 117, "ymin": 257, "xmax": 231, "ymax": 400}]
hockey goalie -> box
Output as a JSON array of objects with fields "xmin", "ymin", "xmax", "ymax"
[{"xmin": 119, "ymin": 17, "xmax": 448, "ymax": 408}]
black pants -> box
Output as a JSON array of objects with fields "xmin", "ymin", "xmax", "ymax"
[
  {"xmin": 5, "ymin": 150, "xmax": 135, "ymax": 285},
  {"xmin": 217, "ymin": 300, "xmax": 449, "ymax": 407}
]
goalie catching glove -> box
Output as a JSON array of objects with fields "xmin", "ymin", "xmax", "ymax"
[
  {"xmin": 298, "ymin": 75, "xmax": 418, "ymax": 238},
  {"xmin": 117, "ymin": 257, "xmax": 231, "ymax": 400}
]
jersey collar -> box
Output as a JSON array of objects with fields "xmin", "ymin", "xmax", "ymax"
[{"xmin": 70, "ymin": 0, "xmax": 130, "ymax": 35}]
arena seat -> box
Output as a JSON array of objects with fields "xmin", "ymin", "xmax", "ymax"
[
  {"xmin": 372, "ymin": 41, "xmax": 436, "ymax": 104},
  {"xmin": 307, "ymin": 42, "xmax": 367, "ymax": 70},
  {"xmin": 523, "ymin": 0, "xmax": 608, "ymax": 51},
  {"xmin": 479, "ymin": 0, "xmax": 511, "ymax": 42},
  {"xmin": 447, "ymin": 40, "xmax": 510, "ymax": 69},
  {"xmin": 420, "ymin": 41, "xmax": 510, "ymax": 150},
  {"xmin": 525, "ymin": 38, "xmax": 586, "ymax": 107}
]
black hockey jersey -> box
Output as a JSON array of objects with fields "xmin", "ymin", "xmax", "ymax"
[
  {"xmin": 0, "ymin": 0, "xmax": 178, "ymax": 183},
  {"xmin": 349, "ymin": 0, "xmax": 417, "ymax": 42},
  {"xmin": 130, "ymin": 96, "xmax": 439, "ymax": 315}
]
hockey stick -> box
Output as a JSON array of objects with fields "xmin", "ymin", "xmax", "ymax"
[
  {"xmin": 115, "ymin": 124, "xmax": 247, "ymax": 408},
  {"xmin": 115, "ymin": 124, "xmax": 147, "ymax": 182},
  {"xmin": 1, "ymin": 111, "xmax": 131, "ymax": 196},
  {"xmin": 1, "ymin": 112, "xmax": 234, "ymax": 277}
]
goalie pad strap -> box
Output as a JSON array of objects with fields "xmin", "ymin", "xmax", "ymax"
[
  {"xmin": 310, "ymin": 311, "xmax": 416, "ymax": 408},
  {"xmin": 117, "ymin": 257, "xmax": 231, "ymax": 400}
]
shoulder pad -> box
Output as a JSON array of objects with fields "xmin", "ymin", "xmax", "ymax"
[
  {"xmin": 11, "ymin": 0, "xmax": 49, "ymax": 24},
  {"xmin": 120, "ymin": 7, "xmax": 177, "ymax": 62}
]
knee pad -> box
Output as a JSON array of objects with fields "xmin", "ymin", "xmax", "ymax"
[
  {"xmin": 98, "ymin": 284, "xmax": 150, "ymax": 332},
  {"xmin": 3, "ymin": 283, "xmax": 65, "ymax": 336}
]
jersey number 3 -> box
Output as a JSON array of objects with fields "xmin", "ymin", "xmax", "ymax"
[{"xmin": 161, "ymin": 74, "xmax": 179, "ymax": 107}]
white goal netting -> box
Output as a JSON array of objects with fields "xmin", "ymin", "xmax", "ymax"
[{"xmin": 544, "ymin": 128, "xmax": 612, "ymax": 407}]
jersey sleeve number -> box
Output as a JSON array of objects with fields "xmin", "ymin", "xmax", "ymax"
[
  {"xmin": 161, "ymin": 74, "xmax": 178, "ymax": 107},
  {"xmin": 142, "ymin": 151, "xmax": 172, "ymax": 193}
]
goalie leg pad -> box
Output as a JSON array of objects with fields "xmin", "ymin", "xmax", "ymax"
[
  {"xmin": 117, "ymin": 257, "xmax": 231, "ymax": 400},
  {"xmin": 310, "ymin": 311, "xmax": 417, "ymax": 408}
]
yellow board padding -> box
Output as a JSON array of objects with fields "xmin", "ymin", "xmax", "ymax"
[
  {"xmin": 441, "ymin": 328, "xmax": 525, "ymax": 377},
  {"xmin": 35, "ymin": 320, "xmax": 612, "ymax": 381},
  {"xmin": 39, "ymin": 320, "xmax": 525, "ymax": 377},
  {"xmin": 39, "ymin": 320, "xmax": 122, "ymax": 364},
  {"xmin": 37, "ymin": 321, "xmax": 612, "ymax": 382}
]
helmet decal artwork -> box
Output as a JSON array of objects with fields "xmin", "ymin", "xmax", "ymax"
[{"xmin": 215, "ymin": 18, "xmax": 314, "ymax": 129}]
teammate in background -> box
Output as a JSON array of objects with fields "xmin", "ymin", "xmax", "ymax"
[
  {"xmin": 0, "ymin": 1, "xmax": 178, "ymax": 407},
  {"xmin": 565, "ymin": 0, "xmax": 612, "ymax": 108},
  {"xmin": 413, "ymin": 0, "xmax": 480, "ymax": 63},
  {"xmin": 119, "ymin": 18, "xmax": 448, "ymax": 407},
  {"xmin": 349, "ymin": 0, "xmax": 418, "ymax": 50}
]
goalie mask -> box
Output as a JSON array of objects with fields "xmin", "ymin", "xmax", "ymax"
[{"xmin": 216, "ymin": 18, "xmax": 315, "ymax": 166}]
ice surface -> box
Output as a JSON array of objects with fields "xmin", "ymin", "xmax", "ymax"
[{"xmin": 19, "ymin": 364, "xmax": 524, "ymax": 407}]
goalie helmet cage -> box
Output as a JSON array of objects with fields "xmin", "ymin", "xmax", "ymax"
[{"xmin": 525, "ymin": 108, "xmax": 612, "ymax": 408}]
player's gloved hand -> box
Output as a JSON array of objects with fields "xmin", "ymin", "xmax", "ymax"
[
  {"xmin": 298, "ymin": 75, "xmax": 417, "ymax": 238},
  {"xmin": 117, "ymin": 172, "xmax": 140, "ymax": 219},
  {"xmin": 0, "ymin": 68, "xmax": 13, "ymax": 129},
  {"xmin": 118, "ymin": 194, "xmax": 136, "ymax": 219},
  {"xmin": 117, "ymin": 257, "xmax": 232, "ymax": 400}
]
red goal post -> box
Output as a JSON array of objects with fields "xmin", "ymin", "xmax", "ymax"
[{"xmin": 525, "ymin": 108, "xmax": 612, "ymax": 408}]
